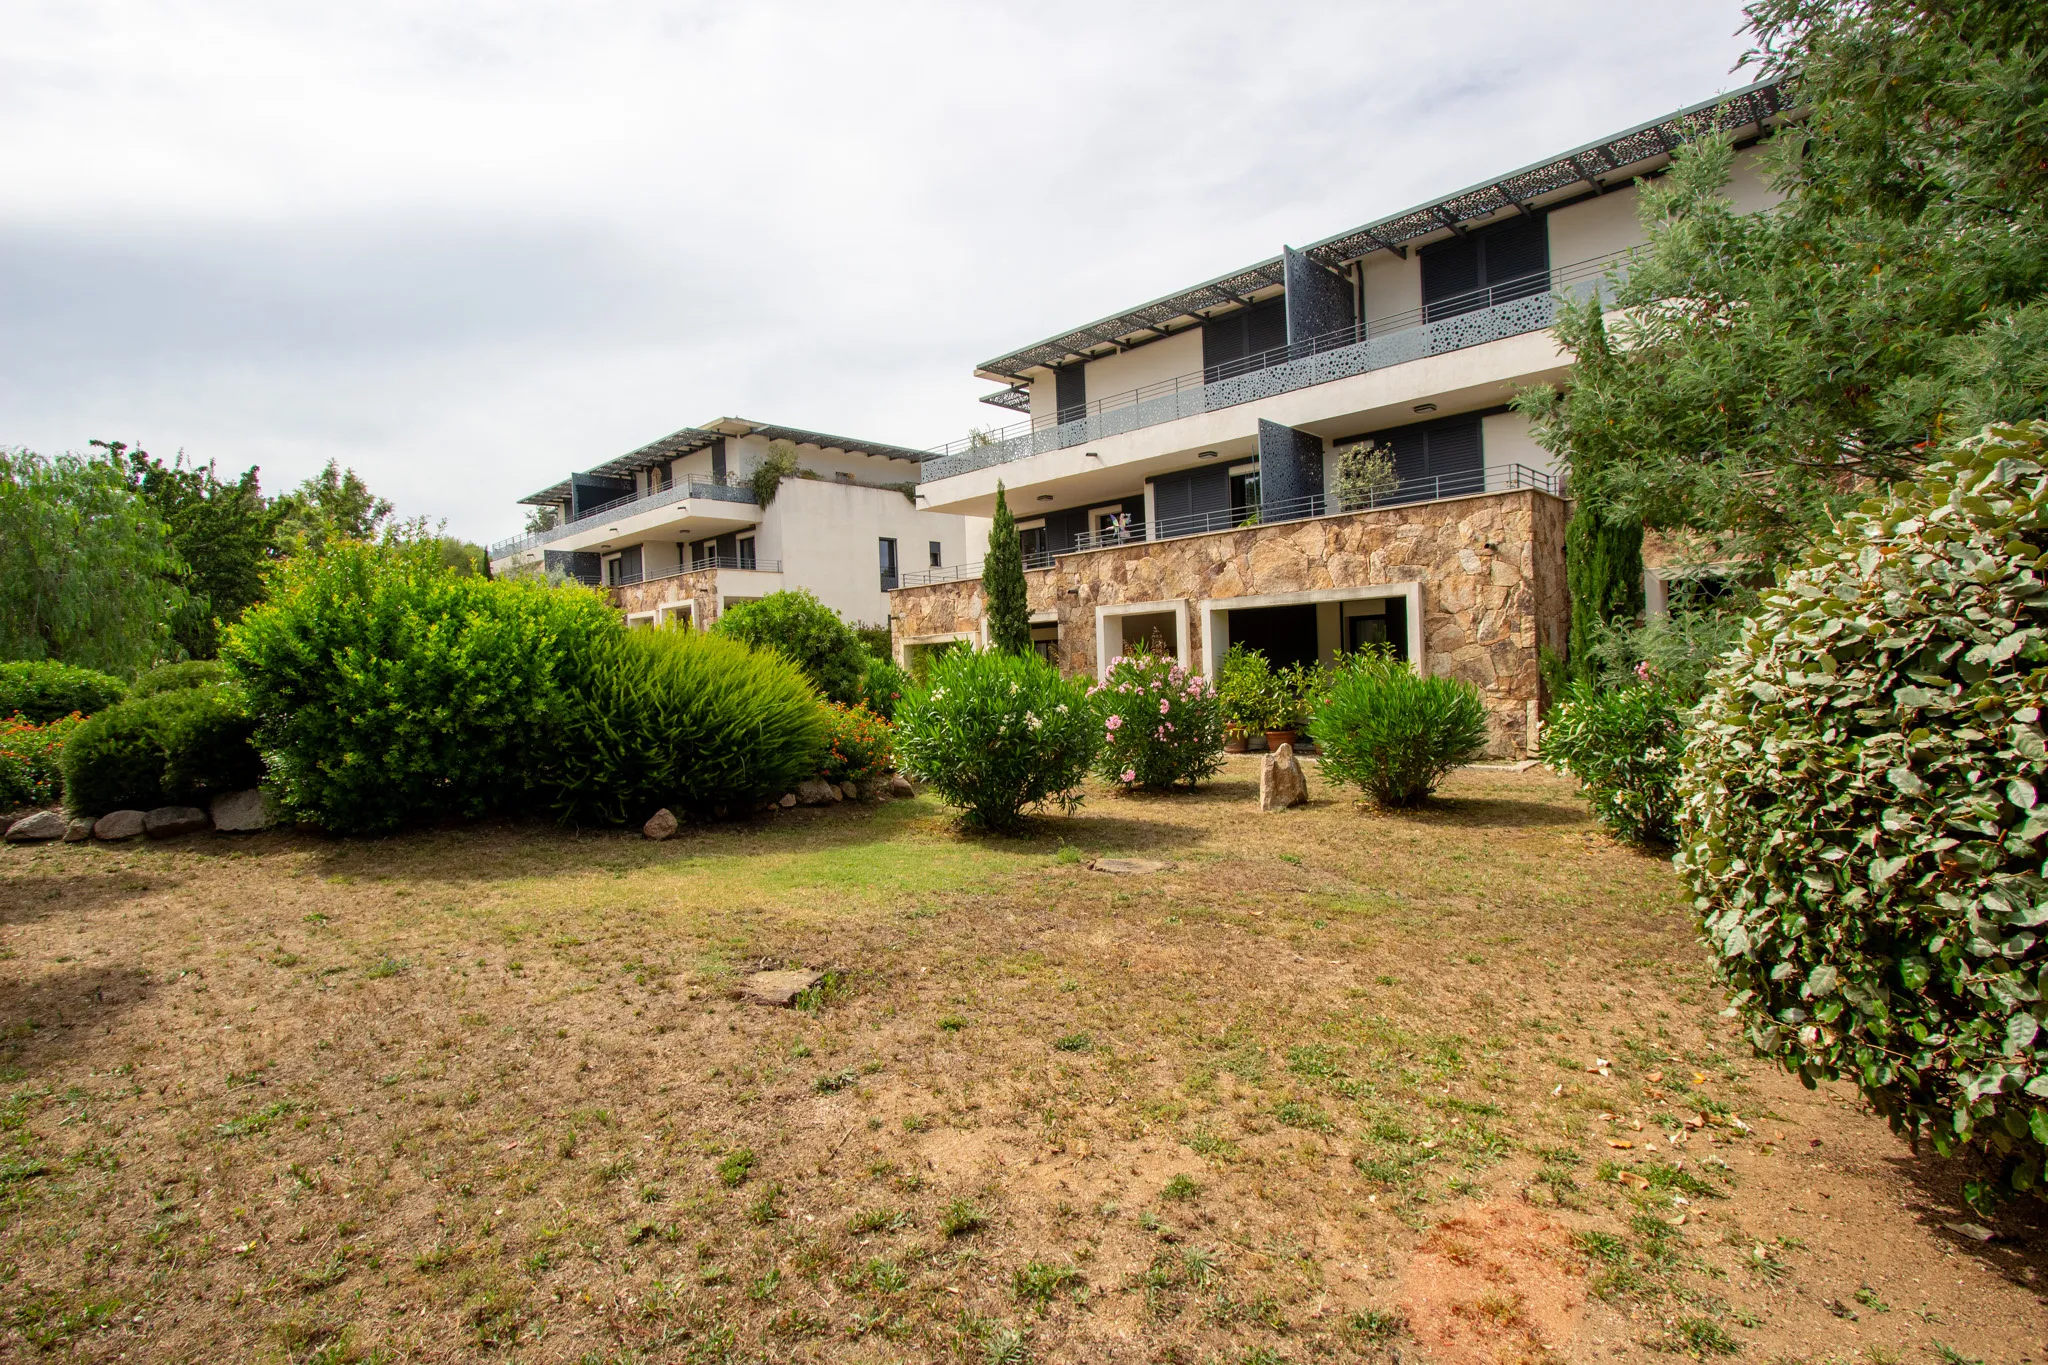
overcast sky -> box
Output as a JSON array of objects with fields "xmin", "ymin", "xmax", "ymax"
[{"xmin": 2, "ymin": 1, "xmax": 1757, "ymax": 545}]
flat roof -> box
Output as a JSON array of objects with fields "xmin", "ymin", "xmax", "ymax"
[
  {"xmin": 519, "ymin": 416, "xmax": 933, "ymax": 505},
  {"xmin": 974, "ymin": 77, "xmax": 1789, "ymax": 382}
]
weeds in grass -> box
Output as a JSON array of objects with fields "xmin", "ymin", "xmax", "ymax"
[
  {"xmin": 941, "ymin": 1198, "xmax": 987, "ymax": 1238},
  {"xmin": 814, "ymin": 1069, "xmax": 858, "ymax": 1093},
  {"xmin": 939, "ymin": 1015, "xmax": 969, "ymax": 1031},
  {"xmin": 715, "ymin": 1149, "xmax": 754, "ymax": 1187},
  {"xmin": 1343, "ymin": 1307, "xmax": 1404, "ymax": 1342},
  {"xmin": 1160, "ymin": 1174, "xmax": 1200, "ymax": 1201},
  {"xmin": 215, "ymin": 1100, "xmax": 298, "ymax": 1137},
  {"xmin": 1053, "ymin": 1033, "xmax": 1091, "ymax": 1053},
  {"xmin": 745, "ymin": 1182, "xmax": 783, "ymax": 1226},
  {"xmin": 1931, "ymin": 1343, "xmax": 1985, "ymax": 1365},
  {"xmin": 848, "ymin": 1205, "xmax": 907, "ymax": 1234},
  {"xmin": 1661, "ymin": 1315, "xmax": 1739, "ymax": 1356},
  {"xmin": 1012, "ymin": 1260, "xmax": 1084, "ymax": 1309},
  {"xmin": 983, "ymin": 1323, "xmax": 1030, "ymax": 1364},
  {"xmin": 1273, "ymin": 1100, "xmax": 1334, "ymax": 1133}
]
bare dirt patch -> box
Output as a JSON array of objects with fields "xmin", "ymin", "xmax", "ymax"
[{"xmin": 0, "ymin": 761, "xmax": 2040, "ymax": 1362}]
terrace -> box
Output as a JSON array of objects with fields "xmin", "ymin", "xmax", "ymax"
[{"xmin": 487, "ymin": 477, "xmax": 758, "ymax": 560}]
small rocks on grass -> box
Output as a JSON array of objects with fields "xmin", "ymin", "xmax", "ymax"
[
  {"xmin": 887, "ymin": 773, "xmax": 914, "ymax": 799},
  {"xmin": 643, "ymin": 807, "xmax": 678, "ymax": 841},
  {"xmin": 210, "ymin": 789, "xmax": 277, "ymax": 833},
  {"xmin": 63, "ymin": 817, "xmax": 95, "ymax": 842},
  {"xmin": 778, "ymin": 792, "xmax": 798, "ymax": 809},
  {"xmin": 741, "ymin": 969, "xmax": 825, "ymax": 1007},
  {"xmin": 144, "ymin": 806, "xmax": 210, "ymax": 839},
  {"xmin": 1259, "ymin": 743, "xmax": 1308, "ymax": 811},
  {"xmin": 93, "ymin": 810, "xmax": 147, "ymax": 841},
  {"xmin": 794, "ymin": 778, "xmax": 837, "ymax": 806},
  {"xmin": 4, "ymin": 810, "xmax": 66, "ymax": 842},
  {"xmin": 838, "ymin": 781, "xmax": 858, "ymax": 802},
  {"xmin": 1090, "ymin": 857, "xmax": 1170, "ymax": 875}
]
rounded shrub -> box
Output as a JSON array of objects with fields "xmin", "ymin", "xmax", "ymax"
[
  {"xmin": 894, "ymin": 648, "xmax": 1099, "ymax": 831},
  {"xmin": 712, "ymin": 590, "xmax": 866, "ymax": 706},
  {"xmin": 1539, "ymin": 674, "xmax": 1686, "ymax": 844},
  {"xmin": 820, "ymin": 703, "xmax": 894, "ymax": 787},
  {"xmin": 1676, "ymin": 422, "xmax": 2048, "ymax": 1205},
  {"xmin": 60, "ymin": 686, "xmax": 263, "ymax": 815},
  {"xmin": 131, "ymin": 660, "xmax": 229, "ymax": 699},
  {"xmin": 0, "ymin": 660, "xmax": 126, "ymax": 723},
  {"xmin": 0, "ymin": 713, "xmax": 86, "ymax": 810},
  {"xmin": 1092, "ymin": 650, "xmax": 1224, "ymax": 790},
  {"xmin": 224, "ymin": 541, "xmax": 619, "ymax": 834},
  {"xmin": 1311, "ymin": 650, "xmax": 1488, "ymax": 807},
  {"xmin": 546, "ymin": 629, "xmax": 827, "ymax": 825}
]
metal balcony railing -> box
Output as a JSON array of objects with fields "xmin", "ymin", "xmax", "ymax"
[
  {"xmin": 892, "ymin": 462, "xmax": 1559, "ymax": 588},
  {"xmin": 919, "ymin": 249, "xmax": 1631, "ymax": 481},
  {"xmin": 595, "ymin": 555, "xmax": 784, "ymax": 589},
  {"xmin": 489, "ymin": 477, "xmax": 758, "ymax": 559}
]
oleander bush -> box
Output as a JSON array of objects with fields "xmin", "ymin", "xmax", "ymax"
[
  {"xmin": 130, "ymin": 660, "xmax": 230, "ymax": 699},
  {"xmin": 712, "ymin": 590, "xmax": 866, "ymax": 706},
  {"xmin": 1092, "ymin": 649, "xmax": 1224, "ymax": 791},
  {"xmin": 60, "ymin": 686, "xmax": 263, "ymax": 816},
  {"xmin": 1676, "ymin": 422, "xmax": 2048, "ymax": 1206},
  {"xmin": 820, "ymin": 702, "xmax": 894, "ymax": 787},
  {"xmin": 0, "ymin": 660, "xmax": 126, "ymax": 724},
  {"xmin": 545, "ymin": 628, "xmax": 828, "ymax": 825},
  {"xmin": 1539, "ymin": 673, "xmax": 1687, "ymax": 845},
  {"xmin": 224, "ymin": 541, "xmax": 618, "ymax": 834},
  {"xmin": 859, "ymin": 653, "xmax": 913, "ymax": 721},
  {"xmin": 0, "ymin": 712, "xmax": 85, "ymax": 810},
  {"xmin": 1311, "ymin": 649, "xmax": 1489, "ymax": 807},
  {"xmin": 894, "ymin": 648, "xmax": 1099, "ymax": 831}
]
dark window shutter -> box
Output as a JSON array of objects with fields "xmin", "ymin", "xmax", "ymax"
[
  {"xmin": 1420, "ymin": 236, "xmax": 1481, "ymax": 319},
  {"xmin": 1055, "ymin": 366, "xmax": 1087, "ymax": 423},
  {"xmin": 1423, "ymin": 416, "xmax": 1484, "ymax": 496},
  {"xmin": 1480, "ymin": 215, "xmax": 1549, "ymax": 298},
  {"xmin": 711, "ymin": 438, "xmax": 726, "ymax": 483},
  {"xmin": 1245, "ymin": 299, "xmax": 1287, "ymax": 357}
]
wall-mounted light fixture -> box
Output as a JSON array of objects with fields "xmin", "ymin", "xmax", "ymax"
[
  {"xmin": 1084, "ymin": 451, "xmax": 1102, "ymax": 461},
  {"xmin": 1037, "ymin": 494, "xmax": 1055, "ymax": 501},
  {"xmin": 1197, "ymin": 450, "xmax": 1220, "ymax": 459},
  {"xmin": 1412, "ymin": 403, "xmax": 1438, "ymax": 414}
]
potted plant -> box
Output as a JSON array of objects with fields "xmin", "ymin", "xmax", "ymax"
[
  {"xmin": 1216, "ymin": 645, "xmax": 1270, "ymax": 753},
  {"xmin": 1259, "ymin": 672, "xmax": 1299, "ymax": 751}
]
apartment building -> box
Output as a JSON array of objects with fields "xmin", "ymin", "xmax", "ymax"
[
  {"xmin": 891, "ymin": 80, "xmax": 1790, "ymax": 756},
  {"xmin": 489, "ymin": 418, "xmax": 981, "ymax": 630}
]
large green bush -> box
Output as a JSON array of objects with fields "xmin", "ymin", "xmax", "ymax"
[
  {"xmin": 712, "ymin": 590, "xmax": 866, "ymax": 705},
  {"xmin": 61, "ymin": 686, "xmax": 263, "ymax": 815},
  {"xmin": 0, "ymin": 660, "xmax": 126, "ymax": 723},
  {"xmin": 1311, "ymin": 651, "xmax": 1488, "ymax": 806},
  {"xmin": 545, "ymin": 629, "xmax": 826, "ymax": 825},
  {"xmin": 1676, "ymin": 423, "xmax": 2048, "ymax": 1206},
  {"xmin": 858, "ymin": 653, "xmax": 913, "ymax": 721},
  {"xmin": 1092, "ymin": 649, "xmax": 1224, "ymax": 790},
  {"xmin": 1539, "ymin": 676, "xmax": 1686, "ymax": 845},
  {"xmin": 224, "ymin": 542, "xmax": 618, "ymax": 834},
  {"xmin": 894, "ymin": 648, "xmax": 1098, "ymax": 831},
  {"xmin": 131, "ymin": 660, "xmax": 229, "ymax": 699}
]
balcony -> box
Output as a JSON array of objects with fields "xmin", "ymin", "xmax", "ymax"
[
  {"xmin": 919, "ymin": 250, "xmax": 1626, "ymax": 483},
  {"xmin": 560, "ymin": 554, "xmax": 787, "ymax": 589},
  {"xmin": 489, "ymin": 477, "xmax": 758, "ymax": 559},
  {"xmin": 895, "ymin": 461, "xmax": 1560, "ymax": 588}
]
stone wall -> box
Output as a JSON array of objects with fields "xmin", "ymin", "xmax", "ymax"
[
  {"xmin": 890, "ymin": 489, "xmax": 1569, "ymax": 758},
  {"xmin": 611, "ymin": 570, "xmax": 721, "ymax": 628}
]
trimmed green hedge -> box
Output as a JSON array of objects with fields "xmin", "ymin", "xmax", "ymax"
[
  {"xmin": 712, "ymin": 590, "xmax": 866, "ymax": 706},
  {"xmin": 1311, "ymin": 651, "xmax": 1488, "ymax": 806},
  {"xmin": 131, "ymin": 660, "xmax": 230, "ymax": 699},
  {"xmin": 61, "ymin": 686, "xmax": 263, "ymax": 815},
  {"xmin": 894, "ymin": 648, "xmax": 1098, "ymax": 831},
  {"xmin": 0, "ymin": 661, "xmax": 126, "ymax": 723}
]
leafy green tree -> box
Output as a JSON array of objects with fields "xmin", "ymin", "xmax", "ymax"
[
  {"xmin": 0, "ymin": 448, "xmax": 181, "ymax": 675},
  {"xmin": 1520, "ymin": 0, "xmax": 2048, "ymax": 575},
  {"xmin": 1563, "ymin": 505, "xmax": 1643, "ymax": 686},
  {"xmin": 106, "ymin": 441, "xmax": 286, "ymax": 659},
  {"xmin": 711, "ymin": 589, "xmax": 866, "ymax": 705},
  {"xmin": 276, "ymin": 460, "xmax": 394, "ymax": 558},
  {"xmin": 982, "ymin": 483, "xmax": 1031, "ymax": 655}
]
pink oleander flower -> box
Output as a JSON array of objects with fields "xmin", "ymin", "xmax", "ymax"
[
  {"xmin": 1105, "ymin": 714, "xmax": 1122, "ymax": 732},
  {"xmin": 1121, "ymin": 768, "xmax": 1136, "ymax": 783},
  {"xmin": 1158, "ymin": 699, "xmax": 1170, "ymax": 715}
]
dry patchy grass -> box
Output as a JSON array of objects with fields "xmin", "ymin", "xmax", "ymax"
[{"xmin": 0, "ymin": 760, "xmax": 2040, "ymax": 1363}]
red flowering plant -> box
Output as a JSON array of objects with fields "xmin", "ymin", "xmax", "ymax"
[
  {"xmin": 0, "ymin": 711, "xmax": 85, "ymax": 811},
  {"xmin": 1089, "ymin": 648, "xmax": 1224, "ymax": 791},
  {"xmin": 819, "ymin": 702, "xmax": 895, "ymax": 786}
]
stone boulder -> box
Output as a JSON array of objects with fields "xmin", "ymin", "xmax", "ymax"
[
  {"xmin": 210, "ymin": 789, "xmax": 277, "ymax": 833},
  {"xmin": 794, "ymin": 778, "xmax": 837, "ymax": 806},
  {"xmin": 4, "ymin": 810, "xmax": 66, "ymax": 842},
  {"xmin": 94, "ymin": 810, "xmax": 147, "ymax": 841},
  {"xmin": 144, "ymin": 806, "xmax": 211, "ymax": 838},
  {"xmin": 643, "ymin": 807, "xmax": 678, "ymax": 840},
  {"xmin": 63, "ymin": 817, "xmax": 95, "ymax": 842},
  {"xmin": 887, "ymin": 773, "xmax": 915, "ymax": 800},
  {"xmin": 838, "ymin": 781, "xmax": 859, "ymax": 802},
  {"xmin": 778, "ymin": 792, "xmax": 798, "ymax": 809},
  {"xmin": 1260, "ymin": 743, "xmax": 1308, "ymax": 812}
]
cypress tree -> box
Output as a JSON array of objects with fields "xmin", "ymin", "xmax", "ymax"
[
  {"xmin": 982, "ymin": 482, "xmax": 1032, "ymax": 655},
  {"xmin": 1564, "ymin": 503, "xmax": 1644, "ymax": 685}
]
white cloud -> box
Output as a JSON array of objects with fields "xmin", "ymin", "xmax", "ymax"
[{"xmin": 0, "ymin": 0, "xmax": 1754, "ymax": 542}]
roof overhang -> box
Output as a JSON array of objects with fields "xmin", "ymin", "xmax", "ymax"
[
  {"xmin": 518, "ymin": 415, "xmax": 933, "ymax": 504},
  {"xmin": 972, "ymin": 77, "xmax": 1790, "ymax": 383}
]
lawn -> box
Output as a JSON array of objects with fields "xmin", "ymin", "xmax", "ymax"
[{"xmin": 0, "ymin": 760, "xmax": 2040, "ymax": 1363}]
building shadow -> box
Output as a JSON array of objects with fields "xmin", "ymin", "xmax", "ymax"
[
  {"xmin": 0, "ymin": 962, "xmax": 159, "ymax": 1072},
  {"xmin": 0, "ymin": 869, "xmax": 172, "ymax": 928}
]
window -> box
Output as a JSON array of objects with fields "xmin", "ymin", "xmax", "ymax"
[
  {"xmin": 1229, "ymin": 468, "xmax": 1260, "ymax": 525},
  {"xmin": 929, "ymin": 541, "xmax": 942, "ymax": 568},
  {"xmin": 1031, "ymin": 621, "xmax": 1059, "ymax": 666},
  {"xmin": 1419, "ymin": 215, "xmax": 1550, "ymax": 322},
  {"xmin": 879, "ymin": 537, "xmax": 899, "ymax": 591},
  {"xmin": 1017, "ymin": 524, "xmax": 1050, "ymax": 568},
  {"xmin": 737, "ymin": 535, "xmax": 756, "ymax": 570}
]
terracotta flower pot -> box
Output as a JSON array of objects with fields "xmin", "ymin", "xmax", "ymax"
[
  {"xmin": 1263, "ymin": 729, "xmax": 1297, "ymax": 751},
  {"xmin": 1223, "ymin": 730, "xmax": 1248, "ymax": 754}
]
